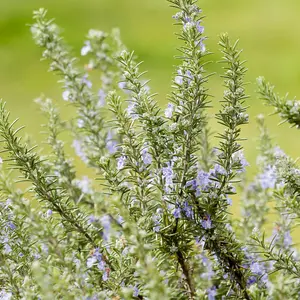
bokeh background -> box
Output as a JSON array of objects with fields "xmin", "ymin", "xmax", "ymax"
[{"xmin": 1, "ymin": 0, "xmax": 300, "ymax": 176}]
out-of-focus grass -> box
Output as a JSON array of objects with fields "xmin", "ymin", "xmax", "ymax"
[{"xmin": 1, "ymin": 0, "xmax": 300, "ymax": 224}]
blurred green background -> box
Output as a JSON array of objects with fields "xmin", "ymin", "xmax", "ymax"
[{"xmin": 1, "ymin": 0, "xmax": 300, "ymax": 174}]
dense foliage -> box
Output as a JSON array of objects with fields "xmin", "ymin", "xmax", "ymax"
[{"xmin": 1, "ymin": 0, "xmax": 300, "ymax": 299}]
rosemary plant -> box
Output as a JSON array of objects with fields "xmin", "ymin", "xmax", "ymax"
[{"xmin": 1, "ymin": 0, "xmax": 300, "ymax": 299}]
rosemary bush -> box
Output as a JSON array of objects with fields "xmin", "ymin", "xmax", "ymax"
[{"xmin": 1, "ymin": 0, "xmax": 300, "ymax": 299}]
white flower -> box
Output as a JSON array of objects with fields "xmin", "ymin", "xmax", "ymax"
[
  {"xmin": 62, "ymin": 90, "xmax": 71, "ymax": 101},
  {"xmin": 81, "ymin": 41, "xmax": 91, "ymax": 56},
  {"xmin": 165, "ymin": 103, "xmax": 174, "ymax": 118},
  {"xmin": 0, "ymin": 290, "xmax": 12, "ymax": 300},
  {"xmin": 87, "ymin": 256, "xmax": 97, "ymax": 268}
]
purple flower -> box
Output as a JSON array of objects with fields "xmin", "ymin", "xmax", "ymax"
[
  {"xmin": 183, "ymin": 201, "xmax": 193, "ymax": 219},
  {"xmin": 98, "ymin": 260, "xmax": 105, "ymax": 271},
  {"xmin": 127, "ymin": 101, "xmax": 138, "ymax": 120},
  {"xmin": 97, "ymin": 89, "xmax": 106, "ymax": 107},
  {"xmin": 153, "ymin": 225, "xmax": 160, "ymax": 232},
  {"xmin": 72, "ymin": 139, "xmax": 88, "ymax": 163},
  {"xmin": 175, "ymin": 69, "xmax": 194, "ymax": 86},
  {"xmin": 226, "ymin": 196, "xmax": 233, "ymax": 206},
  {"xmin": 141, "ymin": 147, "xmax": 152, "ymax": 165},
  {"xmin": 175, "ymin": 70, "xmax": 183, "ymax": 85},
  {"xmin": 3, "ymin": 243, "xmax": 12, "ymax": 254},
  {"xmin": 82, "ymin": 74, "xmax": 92, "ymax": 88},
  {"xmin": 133, "ymin": 285, "xmax": 139, "ymax": 297},
  {"xmin": 87, "ymin": 256, "xmax": 97, "ymax": 268},
  {"xmin": 207, "ymin": 286, "xmax": 217, "ymax": 300},
  {"xmin": 165, "ymin": 103, "xmax": 174, "ymax": 118},
  {"xmin": 46, "ymin": 209, "xmax": 53, "ymax": 217},
  {"xmin": 76, "ymin": 176, "xmax": 92, "ymax": 194},
  {"xmin": 117, "ymin": 155, "xmax": 126, "ymax": 170},
  {"xmin": 7, "ymin": 222, "xmax": 16, "ymax": 230},
  {"xmin": 102, "ymin": 270, "xmax": 109, "ymax": 281},
  {"xmin": 118, "ymin": 81, "xmax": 126, "ymax": 90},
  {"xmin": 0, "ymin": 290, "xmax": 12, "ymax": 300},
  {"xmin": 250, "ymin": 262, "xmax": 264, "ymax": 275},
  {"xmin": 196, "ymin": 21, "xmax": 204, "ymax": 33},
  {"xmin": 195, "ymin": 236, "xmax": 205, "ymax": 248},
  {"xmin": 197, "ymin": 170, "xmax": 211, "ymax": 191},
  {"xmin": 106, "ymin": 130, "xmax": 117, "ymax": 154},
  {"xmin": 200, "ymin": 254, "xmax": 215, "ymax": 280},
  {"xmin": 233, "ymin": 150, "xmax": 249, "ymax": 173},
  {"xmin": 201, "ymin": 214, "xmax": 212, "ymax": 229},
  {"xmin": 186, "ymin": 169, "xmax": 210, "ymax": 196},
  {"xmin": 273, "ymin": 146, "xmax": 285, "ymax": 158},
  {"xmin": 283, "ymin": 230, "xmax": 293, "ymax": 248},
  {"xmin": 173, "ymin": 207, "xmax": 181, "ymax": 219},
  {"xmin": 246, "ymin": 256, "xmax": 269, "ymax": 286},
  {"xmin": 87, "ymin": 248, "xmax": 104, "ymax": 269},
  {"xmin": 199, "ymin": 38, "xmax": 206, "ymax": 53},
  {"xmin": 117, "ymin": 215, "xmax": 124, "ymax": 225},
  {"xmin": 100, "ymin": 215, "xmax": 111, "ymax": 241},
  {"xmin": 88, "ymin": 215, "xmax": 97, "ymax": 224},
  {"xmin": 152, "ymin": 210, "xmax": 162, "ymax": 232},
  {"xmin": 259, "ymin": 165, "xmax": 277, "ymax": 189},
  {"xmin": 211, "ymin": 164, "xmax": 227, "ymax": 176},
  {"xmin": 41, "ymin": 244, "xmax": 48, "ymax": 254},
  {"xmin": 162, "ymin": 161, "xmax": 174, "ymax": 193},
  {"xmin": 185, "ymin": 70, "xmax": 193, "ymax": 84}
]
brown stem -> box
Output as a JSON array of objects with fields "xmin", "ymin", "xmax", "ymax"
[{"xmin": 176, "ymin": 250, "xmax": 196, "ymax": 299}]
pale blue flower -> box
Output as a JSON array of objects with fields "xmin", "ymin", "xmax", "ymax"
[
  {"xmin": 211, "ymin": 164, "xmax": 227, "ymax": 176},
  {"xmin": 72, "ymin": 140, "xmax": 88, "ymax": 163},
  {"xmin": 141, "ymin": 147, "xmax": 152, "ymax": 165},
  {"xmin": 196, "ymin": 21, "xmax": 204, "ymax": 33},
  {"xmin": 46, "ymin": 209, "xmax": 53, "ymax": 217},
  {"xmin": 98, "ymin": 260, "xmax": 105, "ymax": 271},
  {"xmin": 106, "ymin": 130, "xmax": 117, "ymax": 154},
  {"xmin": 183, "ymin": 201, "xmax": 193, "ymax": 219},
  {"xmin": 62, "ymin": 90, "xmax": 71, "ymax": 101},
  {"xmin": 207, "ymin": 286, "xmax": 217, "ymax": 300},
  {"xmin": 201, "ymin": 214, "xmax": 212, "ymax": 229},
  {"xmin": 165, "ymin": 103, "xmax": 174, "ymax": 118},
  {"xmin": 0, "ymin": 290, "xmax": 12, "ymax": 300},
  {"xmin": 81, "ymin": 41, "xmax": 91, "ymax": 56},
  {"xmin": 87, "ymin": 256, "xmax": 97, "ymax": 268},
  {"xmin": 3, "ymin": 243, "xmax": 12, "ymax": 254},
  {"xmin": 102, "ymin": 270, "xmax": 109, "ymax": 281},
  {"xmin": 118, "ymin": 81, "xmax": 127, "ymax": 90},
  {"xmin": 283, "ymin": 230, "xmax": 293, "ymax": 248},
  {"xmin": 259, "ymin": 165, "xmax": 277, "ymax": 189},
  {"xmin": 100, "ymin": 215, "xmax": 111, "ymax": 241},
  {"xmin": 152, "ymin": 210, "xmax": 162, "ymax": 232},
  {"xmin": 127, "ymin": 101, "xmax": 138, "ymax": 119},
  {"xmin": 76, "ymin": 176, "xmax": 92, "ymax": 194},
  {"xmin": 162, "ymin": 161, "xmax": 174, "ymax": 193},
  {"xmin": 133, "ymin": 285, "xmax": 139, "ymax": 297},
  {"xmin": 175, "ymin": 69, "xmax": 183, "ymax": 85},
  {"xmin": 117, "ymin": 155, "xmax": 126, "ymax": 170},
  {"xmin": 173, "ymin": 207, "xmax": 181, "ymax": 219},
  {"xmin": 7, "ymin": 222, "xmax": 16, "ymax": 230},
  {"xmin": 233, "ymin": 150, "xmax": 249, "ymax": 173},
  {"xmin": 97, "ymin": 89, "xmax": 106, "ymax": 107},
  {"xmin": 186, "ymin": 169, "xmax": 210, "ymax": 196},
  {"xmin": 82, "ymin": 74, "xmax": 92, "ymax": 88}
]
